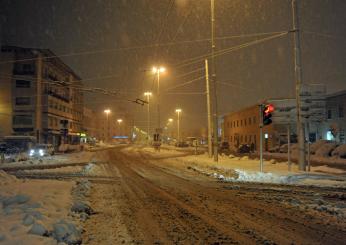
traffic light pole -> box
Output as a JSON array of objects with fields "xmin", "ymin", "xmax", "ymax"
[{"xmin": 259, "ymin": 104, "xmax": 264, "ymax": 172}]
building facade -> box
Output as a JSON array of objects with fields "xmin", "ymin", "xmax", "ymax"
[
  {"xmin": 323, "ymin": 90, "xmax": 346, "ymax": 143},
  {"xmin": 0, "ymin": 45, "xmax": 83, "ymax": 146},
  {"xmin": 223, "ymin": 86, "xmax": 346, "ymax": 152},
  {"xmin": 223, "ymin": 105, "xmax": 277, "ymax": 152}
]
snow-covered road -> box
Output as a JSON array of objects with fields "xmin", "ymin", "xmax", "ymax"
[{"xmin": 82, "ymin": 146, "xmax": 346, "ymax": 244}]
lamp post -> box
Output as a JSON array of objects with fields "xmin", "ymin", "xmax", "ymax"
[
  {"xmin": 104, "ymin": 109, "xmax": 111, "ymax": 142},
  {"xmin": 144, "ymin": 92, "xmax": 152, "ymax": 142},
  {"xmin": 152, "ymin": 66, "xmax": 165, "ymax": 131},
  {"xmin": 175, "ymin": 109, "xmax": 182, "ymax": 143}
]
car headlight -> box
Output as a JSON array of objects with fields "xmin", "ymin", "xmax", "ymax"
[
  {"xmin": 29, "ymin": 149, "xmax": 35, "ymax": 156},
  {"xmin": 39, "ymin": 149, "xmax": 44, "ymax": 156}
]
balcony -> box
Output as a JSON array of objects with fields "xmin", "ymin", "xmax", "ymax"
[{"xmin": 46, "ymin": 90, "xmax": 70, "ymax": 103}]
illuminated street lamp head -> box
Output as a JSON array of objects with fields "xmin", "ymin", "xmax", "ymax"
[
  {"xmin": 117, "ymin": 119, "xmax": 123, "ymax": 123},
  {"xmin": 104, "ymin": 109, "xmax": 111, "ymax": 114},
  {"xmin": 152, "ymin": 66, "xmax": 166, "ymax": 74},
  {"xmin": 144, "ymin": 92, "xmax": 152, "ymax": 96},
  {"xmin": 175, "ymin": 109, "xmax": 182, "ymax": 113},
  {"xmin": 168, "ymin": 118, "xmax": 173, "ymax": 122}
]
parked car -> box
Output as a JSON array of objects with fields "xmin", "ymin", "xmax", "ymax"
[
  {"xmin": 29, "ymin": 144, "xmax": 55, "ymax": 157},
  {"xmin": 238, "ymin": 144, "xmax": 251, "ymax": 153}
]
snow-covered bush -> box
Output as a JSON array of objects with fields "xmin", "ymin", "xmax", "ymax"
[{"xmin": 331, "ymin": 144, "xmax": 346, "ymax": 158}]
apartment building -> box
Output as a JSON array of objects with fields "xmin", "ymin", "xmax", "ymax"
[{"xmin": 0, "ymin": 45, "xmax": 83, "ymax": 146}]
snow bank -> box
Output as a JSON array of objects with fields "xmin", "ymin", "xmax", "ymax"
[
  {"xmin": 310, "ymin": 140, "xmax": 329, "ymax": 154},
  {"xmin": 0, "ymin": 171, "xmax": 78, "ymax": 244},
  {"xmin": 215, "ymin": 169, "xmax": 292, "ymax": 184},
  {"xmin": 331, "ymin": 144, "xmax": 346, "ymax": 158},
  {"xmin": 315, "ymin": 143, "xmax": 338, "ymax": 157}
]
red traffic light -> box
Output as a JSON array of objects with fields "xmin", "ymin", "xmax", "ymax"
[{"xmin": 264, "ymin": 104, "xmax": 274, "ymax": 115}]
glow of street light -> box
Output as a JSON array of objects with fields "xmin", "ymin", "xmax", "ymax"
[
  {"xmin": 152, "ymin": 66, "xmax": 165, "ymax": 74},
  {"xmin": 117, "ymin": 119, "xmax": 123, "ymax": 123},
  {"xmin": 104, "ymin": 109, "xmax": 111, "ymax": 114},
  {"xmin": 144, "ymin": 92, "xmax": 152, "ymax": 96},
  {"xmin": 175, "ymin": 109, "xmax": 182, "ymax": 113},
  {"xmin": 168, "ymin": 118, "xmax": 173, "ymax": 122}
]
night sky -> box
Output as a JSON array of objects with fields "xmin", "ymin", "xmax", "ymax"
[{"xmin": 1, "ymin": 0, "xmax": 345, "ymax": 134}]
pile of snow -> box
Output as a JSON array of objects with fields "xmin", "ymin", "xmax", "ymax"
[
  {"xmin": 310, "ymin": 140, "xmax": 329, "ymax": 154},
  {"xmin": 0, "ymin": 170, "xmax": 18, "ymax": 184},
  {"xmin": 315, "ymin": 142, "xmax": 338, "ymax": 157},
  {"xmin": 331, "ymin": 144, "xmax": 346, "ymax": 158},
  {"xmin": 58, "ymin": 144, "xmax": 82, "ymax": 153},
  {"xmin": 0, "ymin": 171, "xmax": 79, "ymax": 244},
  {"xmin": 219, "ymin": 169, "xmax": 292, "ymax": 184}
]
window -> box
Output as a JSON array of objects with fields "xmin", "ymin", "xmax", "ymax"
[
  {"xmin": 253, "ymin": 116, "xmax": 256, "ymax": 123},
  {"xmin": 237, "ymin": 120, "xmax": 239, "ymax": 127},
  {"xmin": 339, "ymin": 106, "xmax": 344, "ymax": 118},
  {"xmin": 16, "ymin": 80, "xmax": 31, "ymax": 88},
  {"xmin": 244, "ymin": 118, "xmax": 247, "ymax": 126},
  {"xmin": 240, "ymin": 120, "xmax": 243, "ymax": 126},
  {"xmin": 13, "ymin": 115, "xmax": 32, "ymax": 125},
  {"xmin": 327, "ymin": 110, "xmax": 332, "ymax": 119},
  {"xmin": 249, "ymin": 117, "xmax": 251, "ymax": 125},
  {"xmin": 15, "ymin": 97, "xmax": 30, "ymax": 105},
  {"xmin": 233, "ymin": 121, "xmax": 235, "ymax": 127},
  {"xmin": 230, "ymin": 136, "xmax": 232, "ymax": 142}
]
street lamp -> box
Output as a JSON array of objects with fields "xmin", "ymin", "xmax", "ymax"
[
  {"xmin": 144, "ymin": 92, "xmax": 152, "ymax": 142},
  {"xmin": 152, "ymin": 66, "xmax": 165, "ymax": 131},
  {"xmin": 175, "ymin": 109, "xmax": 182, "ymax": 143},
  {"xmin": 104, "ymin": 109, "xmax": 111, "ymax": 142},
  {"xmin": 168, "ymin": 118, "xmax": 173, "ymax": 123}
]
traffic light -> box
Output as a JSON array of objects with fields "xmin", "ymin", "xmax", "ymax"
[{"xmin": 263, "ymin": 104, "xmax": 274, "ymax": 126}]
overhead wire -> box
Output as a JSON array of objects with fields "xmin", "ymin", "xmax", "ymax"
[
  {"xmin": 174, "ymin": 31, "xmax": 289, "ymax": 69},
  {"xmin": 165, "ymin": 75, "xmax": 205, "ymax": 91},
  {"xmin": 302, "ymin": 30, "xmax": 346, "ymax": 41},
  {"xmin": 0, "ymin": 31, "xmax": 289, "ymax": 65}
]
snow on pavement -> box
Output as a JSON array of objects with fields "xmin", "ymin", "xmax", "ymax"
[{"xmin": 142, "ymin": 147, "xmax": 346, "ymax": 187}]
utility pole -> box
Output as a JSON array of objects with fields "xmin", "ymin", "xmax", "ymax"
[
  {"xmin": 292, "ymin": 0, "xmax": 306, "ymax": 171},
  {"xmin": 157, "ymin": 71, "xmax": 161, "ymax": 130},
  {"xmin": 147, "ymin": 95, "xmax": 150, "ymax": 142},
  {"xmin": 211, "ymin": 0, "xmax": 218, "ymax": 162},
  {"xmin": 205, "ymin": 59, "xmax": 213, "ymax": 158},
  {"xmin": 144, "ymin": 92, "xmax": 152, "ymax": 144}
]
